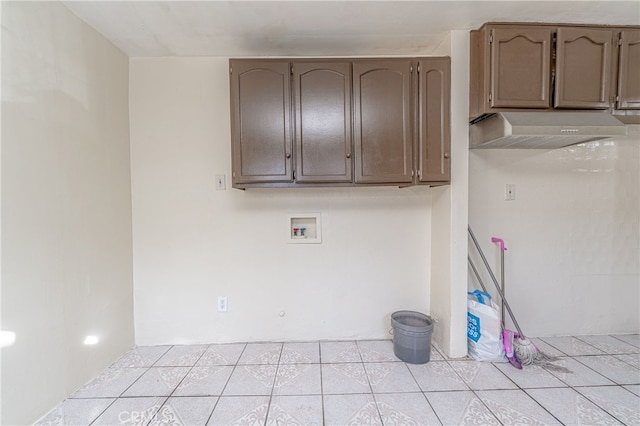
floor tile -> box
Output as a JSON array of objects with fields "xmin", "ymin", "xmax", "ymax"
[
  {"xmin": 624, "ymin": 384, "xmax": 640, "ymax": 396},
  {"xmin": 155, "ymin": 345, "xmax": 208, "ymax": 367},
  {"xmin": 577, "ymin": 335, "xmax": 639, "ymax": 354},
  {"xmin": 111, "ymin": 346, "xmax": 172, "ymax": 368},
  {"xmin": 273, "ymin": 363, "xmax": 322, "ymax": 395},
  {"xmin": 576, "ymin": 355, "xmax": 640, "ymax": 385},
  {"xmin": 476, "ymin": 389, "xmax": 561, "ymax": 425},
  {"xmin": 173, "ymin": 366, "xmax": 234, "ymax": 396},
  {"xmin": 576, "ymin": 385, "xmax": 640, "ymax": 425},
  {"xmin": 122, "ymin": 366, "xmax": 190, "ymax": 397},
  {"xmin": 526, "ymin": 387, "xmax": 621, "ymax": 425},
  {"xmin": 207, "ymin": 395, "xmax": 270, "ymax": 425},
  {"xmin": 428, "ymin": 345, "xmax": 445, "ymax": 361},
  {"xmin": 92, "ymin": 396, "xmax": 166, "ymax": 425},
  {"xmin": 149, "ymin": 396, "xmax": 217, "ymax": 425},
  {"xmin": 37, "ymin": 336, "xmax": 640, "ymax": 426},
  {"xmin": 34, "ymin": 398, "xmax": 114, "ymax": 426},
  {"xmin": 321, "ymin": 363, "xmax": 371, "ymax": 394},
  {"xmin": 364, "ymin": 362, "xmax": 420, "ymax": 393},
  {"xmin": 237, "ymin": 342, "xmax": 282, "ymax": 365},
  {"xmin": 613, "ymin": 334, "xmax": 640, "ymax": 348},
  {"xmin": 280, "ymin": 342, "xmax": 320, "ymax": 364},
  {"xmin": 541, "ymin": 336, "xmax": 605, "ymax": 356},
  {"xmin": 222, "ymin": 364, "xmax": 277, "ymax": 395},
  {"xmin": 71, "ymin": 367, "xmax": 147, "ymax": 398},
  {"xmin": 407, "ymin": 361, "xmax": 468, "ymax": 391},
  {"xmin": 449, "ymin": 360, "xmax": 517, "ymax": 390},
  {"xmin": 425, "ymin": 390, "xmax": 500, "ymax": 426},
  {"xmin": 375, "ymin": 392, "xmax": 441, "ymax": 425},
  {"xmin": 320, "ymin": 341, "xmax": 362, "ymax": 363},
  {"xmin": 544, "ymin": 357, "xmax": 615, "ymax": 387},
  {"xmin": 196, "ymin": 343, "xmax": 245, "ymax": 366},
  {"xmin": 432, "ymin": 342, "xmax": 457, "ymax": 361},
  {"xmin": 323, "ymin": 393, "xmax": 382, "ymax": 425},
  {"xmin": 616, "ymin": 353, "xmax": 640, "ymax": 369},
  {"xmin": 267, "ymin": 395, "xmax": 323, "ymax": 426},
  {"xmin": 494, "ymin": 363, "xmax": 567, "ymax": 388},
  {"xmin": 358, "ymin": 340, "xmax": 398, "ymax": 362}
]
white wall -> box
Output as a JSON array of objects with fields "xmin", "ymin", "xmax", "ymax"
[
  {"xmin": 1, "ymin": 2, "xmax": 134, "ymax": 424},
  {"xmin": 468, "ymin": 136, "xmax": 640, "ymax": 336},
  {"xmin": 129, "ymin": 58, "xmax": 434, "ymax": 345}
]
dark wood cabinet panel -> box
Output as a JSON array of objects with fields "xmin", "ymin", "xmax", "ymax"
[
  {"xmin": 617, "ymin": 29, "xmax": 640, "ymax": 109},
  {"xmin": 555, "ymin": 27, "xmax": 614, "ymax": 108},
  {"xmin": 293, "ymin": 62, "xmax": 352, "ymax": 183},
  {"xmin": 470, "ymin": 23, "xmax": 639, "ymax": 121},
  {"xmin": 230, "ymin": 57, "xmax": 451, "ymax": 188},
  {"xmin": 230, "ymin": 60, "xmax": 292, "ymax": 184},
  {"xmin": 418, "ymin": 58, "xmax": 450, "ymax": 183},
  {"xmin": 353, "ymin": 60, "xmax": 413, "ymax": 184},
  {"xmin": 489, "ymin": 27, "xmax": 553, "ymax": 108}
]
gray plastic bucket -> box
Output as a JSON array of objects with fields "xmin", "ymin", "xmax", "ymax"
[{"xmin": 391, "ymin": 311, "xmax": 433, "ymax": 364}]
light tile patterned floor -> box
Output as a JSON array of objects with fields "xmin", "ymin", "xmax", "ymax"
[{"xmin": 35, "ymin": 335, "xmax": 640, "ymax": 425}]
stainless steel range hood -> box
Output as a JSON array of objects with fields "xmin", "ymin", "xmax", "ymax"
[{"xmin": 469, "ymin": 112, "xmax": 628, "ymax": 149}]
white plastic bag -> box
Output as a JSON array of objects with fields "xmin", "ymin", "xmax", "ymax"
[{"xmin": 467, "ymin": 290, "xmax": 506, "ymax": 362}]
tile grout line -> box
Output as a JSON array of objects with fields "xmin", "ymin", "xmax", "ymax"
[
  {"xmin": 146, "ymin": 345, "xmax": 212, "ymax": 426},
  {"xmin": 263, "ymin": 342, "xmax": 284, "ymax": 426},
  {"xmin": 85, "ymin": 344, "xmax": 177, "ymax": 425},
  {"xmin": 571, "ymin": 384, "xmax": 630, "ymax": 425},
  {"xmin": 318, "ymin": 342, "xmax": 326, "ymax": 426},
  {"xmin": 356, "ymin": 341, "xmax": 385, "ymax": 425},
  {"xmin": 204, "ymin": 342, "xmax": 249, "ymax": 426}
]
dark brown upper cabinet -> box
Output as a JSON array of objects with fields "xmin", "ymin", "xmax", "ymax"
[
  {"xmin": 353, "ymin": 60, "xmax": 413, "ymax": 184},
  {"xmin": 230, "ymin": 57, "xmax": 451, "ymax": 188},
  {"xmin": 417, "ymin": 58, "xmax": 451, "ymax": 183},
  {"xmin": 470, "ymin": 23, "xmax": 640, "ymax": 121},
  {"xmin": 293, "ymin": 61, "xmax": 352, "ymax": 183},
  {"xmin": 617, "ymin": 29, "xmax": 640, "ymax": 109},
  {"xmin": 490, "ymin": 27, "xmax": 553, "ymax": 109},
  {"xmin": 555, "ymin": 27, "xmax": 614, "ymax": 109},
  {"xmin": 230, "ymin": 60, "xmax": 292, "ymax": 184}
]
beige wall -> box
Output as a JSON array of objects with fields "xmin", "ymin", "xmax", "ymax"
[
  {"xmin": 468, "ymin": 136, "xmax": 640, "ymax": 336},
  {"xmin": 1, "ymin": 2, "xmax": 134, "ymax": 424},
  {"xmin": 129, "ymin": 57, "xmax": 436, "ymax": 345}
]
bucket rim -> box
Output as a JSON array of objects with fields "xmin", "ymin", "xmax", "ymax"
[{"xmin": 391, "ymin": 310, "xmax": 433, "ymax": 333}]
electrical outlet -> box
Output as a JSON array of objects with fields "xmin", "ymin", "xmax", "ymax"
[
  {"xmin": 215, "ymin": 174, "xmax": 226, "ymax": 190},
  {"xmin": 505, "ymin": 184, "xmax": 516, "ymax": 201},
  {"xmin": 217, "ymin": 296, "xmax": 227, "ymax": 312}
]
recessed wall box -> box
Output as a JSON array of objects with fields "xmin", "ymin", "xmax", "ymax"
[{"xmin": 287, "ymin": 214, "xmax": 322, "ymax": 244}]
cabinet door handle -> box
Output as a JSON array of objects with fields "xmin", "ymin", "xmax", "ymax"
[
  {"xmin": 346, "ymin": 153, "xmax": 351, "ymax": 159},
  {"xmin": 444, "ymin": 152, "xmax": 450, "ymax": 159},
  {"xmin": 286, "ymin": 153, "xmax": 291, "ymax": 159}
]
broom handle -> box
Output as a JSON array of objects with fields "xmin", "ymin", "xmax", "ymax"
[
  {"xmin": 468, "ymin": 255, "xmax": 489, "ymax": 294},
  {"xmin": 468, "ymin": 226, "xmax": 525, "ymax": 336},
  {"xmin": 500, "ymin": 248, "xmax": 505, "ymax": 329}
]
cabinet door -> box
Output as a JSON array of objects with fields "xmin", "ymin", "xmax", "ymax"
[
  {"xmin": 555, "ymin": 27, "xmax": 614, "ymax": 109},
  {"xmin": 489, "ymin": 27, "xmax": 553, "ymax": 108},
  {"xmin": 617, "ymin": 29, "xmax": 640, "ymax": 109},
  {"xmin": 230, "ymin": 60, "xmax": 292, "ymax": 184},
  {"xmin": 418, "ymin": 58, "xmax": 450, "ymax": 183},
  {"xmin": 293, "ymin": 62, "xmax": 352, "ymax": 183},
  {"xmin": 353, "ymin": 60, "xmax": 413, "ymax": 184}
]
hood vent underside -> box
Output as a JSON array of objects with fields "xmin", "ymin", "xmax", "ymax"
[{"xmin": 470, "ymin": 112, "xmax": 628, "ymax": 149}]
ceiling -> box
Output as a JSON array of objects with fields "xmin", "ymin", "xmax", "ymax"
[{"xmin": 62, "ymin": 1, "xmax": 640, "ymax": 57}]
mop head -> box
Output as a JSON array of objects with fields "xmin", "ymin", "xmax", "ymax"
[{"xmin": 513, "ymin": 336, "xmax": 571, "ymax": 373}]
